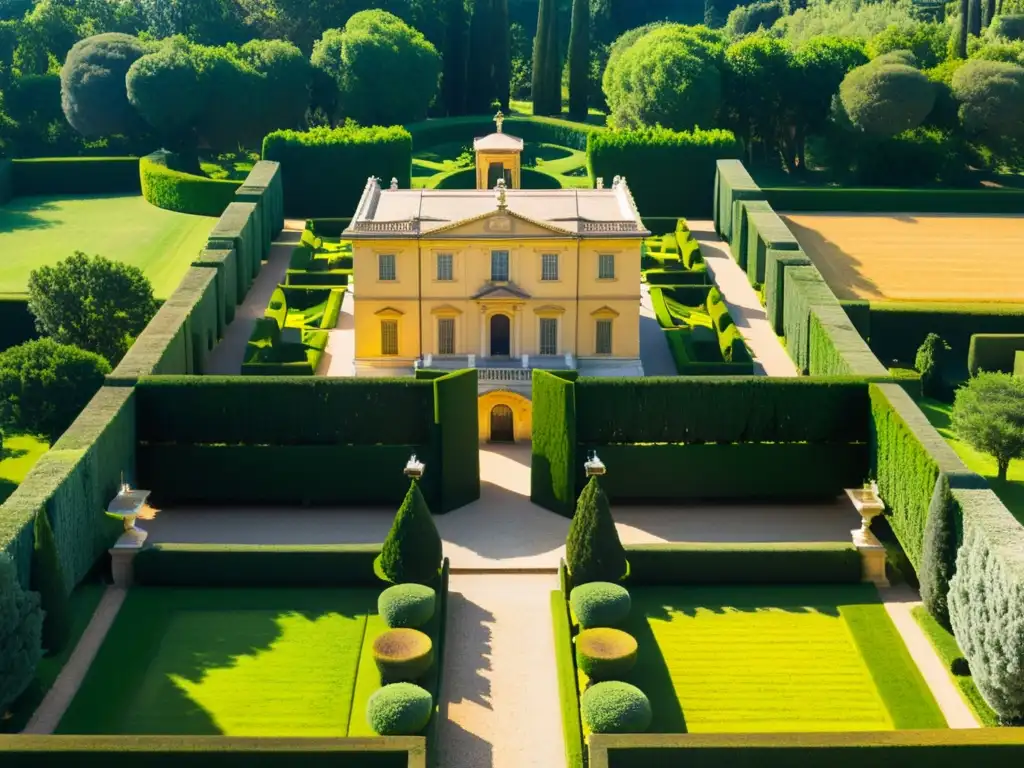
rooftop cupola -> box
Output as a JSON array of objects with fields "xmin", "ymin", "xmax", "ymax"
[{"xmin": 474, "ymin": 110, "xmax": 523, "ymax": 190}]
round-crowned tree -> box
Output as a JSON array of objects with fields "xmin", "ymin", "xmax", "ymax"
[
  {"xmin": 60, "ymin": 33, "xmax": 152, "ymax": 138},
  {"xmin": 603, "ymin": 24, "xmax": 725, "ymax": 131},
  {"xmin": 311, "ymin": 10, "xmax": 441, "ymax": 126},
  {"xmin": 236, "ymin": 39, "xmax": 312, "ymax": 144},
  {"xmin": 839, "ymin": 59, "xmax": 936, "ymax": 137},
  {"xmin": 952, "ymin": 372, "xmax": 1024, "ymax": 483},
  {"xmin": 951, "ymin": 59, "xmax": 1024, "ymax": 144},
  {"xmin": 126, "ymin": 39, "xmax": 206, "ymax": 152}
]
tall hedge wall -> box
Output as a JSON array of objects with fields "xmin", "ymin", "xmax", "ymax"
[
  {"xmin": 764, "ymin": 186, "xmax": 1024, "ymax": 214},
  {"xmin": 262, "ymin": 125, "xmax": 413, "ymax": 218},
  {"xmin": 207, "ymin": 202, "xmax": 261, "ymax": 296},
  {"xmin": 968, "ymin": 334, "xmax": 1024, "ymax": 375},
  {"xmin": 588, "ymin": 127, "xmax": 740, "ymax": 218},
  {"xmin": 191, "ymin": 249, "xmax": 239, "ymax": 334},
  {"xmin": 714, "ymin": 159, "xmax": 762, "ymax": 241},
  {"xmin": 764, "ymin": 249, "xmax": 811, "ymax": 334},
  {"xmin": 12, "ymin": 157, "xmax": 141, "ymax": 196},
  {"xmin": 573, "ymin": 378, "xmax": 870, "ymax": 445},
  {"xmin": 729, "ymin": 199, "xmax": 772, "ymax": 267},
  {"xmin": 235, "ymin": 160, "xmax": 284, "ymax": 257},
  {"xmin": 0, "ymin": 386, "xmax": 135, "ymax": 590},
  {"xmin": 589, "ymin": 731, "xmax": 1024, "ymax": 768},
  {"xmin": 782, "ymin": 265, "xmax": 835, "ymax": 374},
  {"xmin": 744, "ymin": 209, "xmax": 800, "ymax": 286},
  {"xmin": 0, "ymin": 737, "xmax": 425, "ymax": 767},
  {"xmin": 0, "ymin": 295, "xmax": 40, "ymax": 352},
  {"xmin": 809, "ymin": 303, "xmax": 889, "ymax": 377},
  {"xmin": 140, "ymin": 151, "xmax": 241, "ymax": 217},
  {"xmin": 531, "ymin": 370, "xmax": 578, "ymax": 516},
  {"xmin": 434, "ymin": 370, "xmax": 480, "ymax": 513}
]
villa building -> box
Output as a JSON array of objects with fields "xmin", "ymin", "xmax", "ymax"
[{"xmin": 345, "ymin": 114, "xmax": 648, "ymax": 441}]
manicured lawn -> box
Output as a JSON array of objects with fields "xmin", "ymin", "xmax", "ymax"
[
  {"xmin": 919, "ymin": 398, "xmax": 1024, "ymax": 524},
  {"xmin": 911, "ymin": 606, "xmax": 1000, "ymax": 726},
  {"xmin": 57, "ymin": 588, "xmax": 378, "ymax": 736},
  {"xmin": 593, "ymin": 585, "xmax": 945, "ymax": 734},
  {"xmin": 0, "ymin": 433, "xmax": 49, "ymax": 504},
  {"xmin": 2, "ymin": 583, "xmax": 106, "ymax": 733},
  {"xmin": 0, "ymin": 194, "xmax": 215, "ymax": 298}
]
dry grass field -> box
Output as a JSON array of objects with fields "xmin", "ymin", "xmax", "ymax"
[{"xmin": 781, "ymin": 213, "xmax": 1024, "ymax": 302}]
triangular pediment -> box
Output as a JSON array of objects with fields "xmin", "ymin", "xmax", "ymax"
[
  {"xmin": 473, "ymin": 282, "xmax": 531, "ymax": 300},
  {"xmin": 427, "ymin": 209, "xmax": 574, "ymax": 238}
]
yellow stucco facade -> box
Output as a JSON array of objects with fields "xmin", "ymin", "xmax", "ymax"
[
  {"xmin": 350, "ymin": 212, "xmax": 642, "ymax": 367},
  {"xmin": 475, "ymin": 149, "xmax": 521, "ymax": 190},
  {"xmin": 478, "ymin": 390, "xmax": 533, "ymax": 442}
]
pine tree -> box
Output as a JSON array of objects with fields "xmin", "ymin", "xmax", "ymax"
[
  {"xmin": 920, "ymin": 475, "xmax": 959, "ymax": 630},
  {"xmin": 492, "ymin": 0, "xmax": 511, "ymax": 111},
  {"xmin": 442, "ymin": 0, "xmax": 469, "ymax": 115},
  {"xmin": 377, "ymin": 480, "xmax": 443, "ymax": 587},
  {"xmin": 467, "ymin": 0, "xmax": 495, "ymax": 113},
  {"xmin": 30, "ymin": 508, "xmax": 70, "ymax": 655},
  {"xmin": 566, "ymin": 476, "xmax": 628, "ymax": 585},
  {"xmin": 567, "ymin": 0, "xmax": 590, "ymax": 120}
]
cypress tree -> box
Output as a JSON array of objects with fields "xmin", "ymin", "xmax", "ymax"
[
  {"xmin": 544, "ymin": 0, "xmax": 562, "ymax": 114},
  {"xmin": 492, "ymin": 0, "xmax": 511, "ymax": 111},
  {"xmin": 566, "ymin": 476, "xmax": 628, "ymax": 585},
  {"xmin": 957, "ymin": 0, "xmax": 969, "ymax": 57},
  {"xmin": 442, "ymin": 0, "xmax": 469, "ymax": 115},
  {"xmin": 467, "ymin": 0, "xmax": 495, "ymax": 113},
  {"xmin": 377, "ymin": 480, "xmax": 443, "ymax": 587},
  {"xmin": 532, "ymin": 0, "xmax": 553, "ymax": 114},
  {"xmin": 568, "ymin": 0, "xmax": 590, "ymax": 120},
  {"xmin": 30, "ymin": 507, "xmax": 70, "ymax": 655},
  {"xmin": 969, "ymin": 0, "xmax": 982, "ymax": 35},
  {"xmin": 920, "ymin": 474, "xmax": 959, "ymax": 630}
]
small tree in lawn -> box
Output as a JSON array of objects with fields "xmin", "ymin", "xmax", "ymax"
[
  {"xmin": 31, "ymin": 507, "xmax": 70, "ymax": 655},
  {"xmin": 919, "ymin": 474, "xmax": 958, "ymax": 629},
  {"xmin": 915, "ymin": 333, "xmax": 951, "ymax": 400},
  {"xmin": 566, "ymin": 468, "xmax": 628, "ymax": 586},
  {"xmin": 377, "ymin": 466, "xmax": 443, "ymax": 587},
  {"xmin": 952, "ymin": 372, "xmax": 1024, "ymax": 482},
  {"xmin": 27, "ymin": 252, "xmax": 157, "ymax": 367},
  {"xmin": 0, "ymin": 553, "xmax": 43, "ymax": 715}
]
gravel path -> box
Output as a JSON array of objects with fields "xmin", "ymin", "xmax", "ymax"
[
  {"xmin": 689, "ymin": 221, "xmax": 798, "ymax": 377},
  {"xmin": 437, "ymin": 574, "xmax": 564, "ymax": 768},
  {"xmin": 639, "ymin": 283, "xmax": 677, "ymax": 376},
  {"xmin": 318, "ymin": 288, "xmax": 355, "ymax": 376},
  {"xmin": 22, "ymin": 586, "xmax": 127, "ymax": 734}
]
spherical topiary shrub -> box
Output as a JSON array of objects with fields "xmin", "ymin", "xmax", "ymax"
[
  {"xmin": 379, "ymin": 584, "xmax": 436, "ymax": 629},
  {"xmin": 575, "ymin": 628, "xmax": 638, "ymax": 681},
  {"xmin": 581, "ymin": 681, "xmax": 652, "ymax": 734},
  {"xmin": 570, "ymin": 582, "xmax": 631, "ymax": 629},
  {"xmin": 366, "ymin": 682, "xmax": 433, "ymax": 735},
  {"xmin": 372, "ymin": 628, "xmax": 434, "ymax": 682}
]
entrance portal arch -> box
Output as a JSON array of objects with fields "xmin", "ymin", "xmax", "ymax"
[
  {"xmin": 477, "ymin": 390, "xmax": 532, "ymax": 443},
  {"xmin": 490, "ymin": 313, "xmax": 511, "ymax": 357},
  {"xmin": 490, "ymin": 404, "xmax": 514, "ymax": 443}
]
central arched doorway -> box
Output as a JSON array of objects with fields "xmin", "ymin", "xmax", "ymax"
[
  {"xmin": 490, "ymin": 404, "xmax": 515, "ymax": 443},
  {"xmin": 490, "ymin": 314, "xmax": 511, "ymax": 357}
]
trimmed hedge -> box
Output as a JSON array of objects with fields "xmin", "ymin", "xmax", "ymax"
[
  {"xmin": 207, "ymin": 202, "xmax": 262, "ymax": 296},
  {"xmin": 0, "ymin": 386, "xmax": 134, "ymax": 590},
  {"xmin": 581, "ymin": 682, "xmax": 652, "ymax": 734},
  {"xmin": 623, "ymin": 543, "xmax": 862, "ymax": 585},
  {"xmin": 263, "ymin": 125, "xmax": 413, "ymax": 218},
  {"xmin": 133, "ymin": 544, "xmax": 386, "ymax": 587},
  {"xmin": 550, "ymin": 591, "xmax": 585, "ymax": 768},
  {"xmin": 588, "ymin": 127, "xmax": 740, "ymax": 218},
  {"xmin": 588, "ymin": 731, "xmax": 1024, "ymax": 768},
  {"xmin": 366, "ymin": 683, "xmax": 433, "ymax": 735},
  {"xmin": 531, "ymin": 370, "xmax": 579, "ymax": 516},
  {"xmin": 575, "ymin": 442, "xmax": 867, "ymax": 502},
  {"xmin": 665, "ymin": 330, "xmax": 756, "ymax": 376},
  {"xmin": 235, "ymin": 160, "xmax": 284, "ymax": 257},
  {"xmin": 808, "ymin": 303, "xmax": 889, "ymax": 377},
  {"xmin": 140, "ymin": 151, "xmax": 241, "ymax": 217},
  {"xmin": 135, "ymin": 377, "xmax": 437, "ymax": 447},
  {"xmin": 714, "ymin": 159, "xmax": 762, "ymax": 241},
  {"xmin": 729, "ymin": 200, "xmax": 772, "ymax": 267},
  {"xmin": 108, "ymin": 267, "xmax": 220, "ymax": 382},
  {"xmin": 0, "ymin": 295, "xmax": 39, "ymax": 352},
  {"xmin": 764, "ymin": 249, "xmax": 811, "ymax": 335},
  {"xmin": 0, "ymin": 736, "xmax": 426, "ymax": 767},
  {"xmin": 433, "ymin": 370, "xmax": 480, "ymax": 513},
  {"xmin": 841, "ymin": 299, "xmax": 872, "ymax": 340},
  {"xmin": 379, "ymin": 584, "xmax": 436, "ymax": 629},
  {"xmin": 573, "ymin": 378, "xmax": 870, "ymax": 445},
  {"xmin": 405, "ymin": 114, "xmax": 600, "ymax": 152},
  {"xmin": 570, "ymin": 582, "xmax": 631, "ymax": 629},
  {"xmin": 0, "ymin": 158, "xmax": 11, "ymax": 202},
  {"xmin": 11, "ymin": 157, "xmax": 141, "ymax": 196},
  {"xmin": 744, "ymin": 209, "xmax": 800, "ymax": 286},
  {"xmin": 764, "ymin": 186, "xmax": 1024, "ymax": 214},
  {"xmin": 783, "ymin": 265, "xmax": 832, "ymax": 374},
  {"xmin": 967, "ymin": 334, "xmax": 1024, "ymax": 375},
  {"xmin": 191, "ymin": 249, "xmax": 239, "ymax": 332}
]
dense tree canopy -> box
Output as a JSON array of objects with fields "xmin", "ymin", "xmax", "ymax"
[
  {"xmin": 60, "ymin": 32, "xmax": 151, "ymax": 137},
  {"xmin": 951, "ymin": 58, "xmax": 1024, "ymax": 144},
  {"xmin": 311, "ymin": 10, "xmax": 440, "ymax": 125},
  {"xmin": 839, "ymin": 58, "xmax": 936, "ymax": 137}
]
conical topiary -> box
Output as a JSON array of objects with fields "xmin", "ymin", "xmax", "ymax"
[
  {"xmin": 566, "ymin": 476, "xmax": 628, "ymax": 586},
  {"xmin": 920, "ymin": 474, "xmax": 958, "ymax": 629},
  {"xmin": 31, "ymin": 507, "xmax": 70, "ymax": 655},
  {"xmin": 377, "ymin": 480, "xmax": 443, "ymax": 587}
]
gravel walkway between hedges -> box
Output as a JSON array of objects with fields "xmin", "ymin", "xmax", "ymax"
[
  {"xmin": 879, "ymin": 584, "xmax": 979, "ymax": 729},
  {"xmin": 22, "ymin": 586, "xmax": 127, "ymax": 734},
  {"xmin": 204, "ymin": 221, "xmax": 304, "ymax": 375},
  {"xmin": 639, "ymin": 283, "xmax": 678, "ymax": 376},
  {"xmin": 689, "ymin": 221, "xmax": 798, "ymax": 378},
  {"xmin": 318, "ymin": 286, "xmax": 355, "ymax": 376},
  {"xmin": 438, "ymin": 574, "xmax": 565, "ymax": 768}
]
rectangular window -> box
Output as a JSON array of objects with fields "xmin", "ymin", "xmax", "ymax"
[
  {"xmin": 378, "ymin": 253, "xmax": 396, "ymax": 281},
  {"xmin": 596, "ymin": 319, "xmax": 613, "ymax": 355},
  {"xmin": 541, "ymin": 253, "xmax": 559, "ymax": 281},
  {"xmin": 436, "ymin": 253, "xmax": 453, "ymax": 281},
  {"xmin": 381, "ymin": 320, "xmax": 398, "ymax": 356},
  {"xmin": 438, "ymin": 318, "xmax": 455, "ymax": 355},
  {"xmin": 540, "ymin": 318, "xmax": 558, "ymax": 356},
  {"xmin": 598, "ymin": 253, "xmax": 615, "ymax": 280},
  {"xmin": 491, "ymin": 250, "xmax": 509, "ymax": 282}
]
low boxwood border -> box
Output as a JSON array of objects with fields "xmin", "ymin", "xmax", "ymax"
[{"xmin": 550, "ymin": 590, "xmax": 585, "ymax": 768}]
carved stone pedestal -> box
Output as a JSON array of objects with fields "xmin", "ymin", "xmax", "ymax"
[
  {"xmin": 852, "ymin": 527, "xmax": 889, "ymax": 588},
  {"xmin": 109, "ymin": 528, "xmax": 148, "ymax": 588}
]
